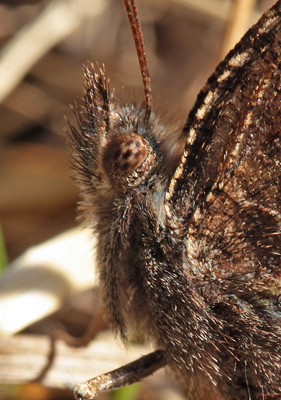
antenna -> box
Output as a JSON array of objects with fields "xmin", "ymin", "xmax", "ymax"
[{"xmin": 122, "ymin": 0, "xmax": 152, "ymax": 123}]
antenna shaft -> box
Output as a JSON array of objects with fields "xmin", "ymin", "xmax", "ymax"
[{"xmin": 122, "ymin": 0, "xmax": 152, "ymax": 123}]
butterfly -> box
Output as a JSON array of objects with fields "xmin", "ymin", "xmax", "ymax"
[{"xmin": 68, "ymin": 0, "xmax": 281, "ymax": 399}]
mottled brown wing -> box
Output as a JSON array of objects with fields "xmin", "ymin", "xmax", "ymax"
[{"xmin": 165, "ymin": 1, "xmax": 281, "ymax": 283}]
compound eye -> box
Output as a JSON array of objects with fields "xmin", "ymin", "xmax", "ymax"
[{"xmin": 102, "ymin": 133, "xmax": 148, "ymax": 179}]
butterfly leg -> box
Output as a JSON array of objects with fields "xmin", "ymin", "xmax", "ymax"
[{"xmin": 73, "ymin": 349, "xmax": 166, "ymax": 399}]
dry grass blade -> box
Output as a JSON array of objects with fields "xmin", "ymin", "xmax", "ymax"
[{"xmin": 0, "ymin": 0, "xmax": 105, "ymax": 103}]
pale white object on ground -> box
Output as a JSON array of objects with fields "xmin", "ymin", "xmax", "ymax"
[
  {"xmin": 0, "ymin": 333, "xmax": 166, "ymax": 393},
  {"xmin": 0, "ymin": 227, "xmax": 96, "ymax": 336}
]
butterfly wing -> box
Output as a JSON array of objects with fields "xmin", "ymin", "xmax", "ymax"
[{"xmin": 165, "ymin": 1, "xmax": 281, "ymax": 282}]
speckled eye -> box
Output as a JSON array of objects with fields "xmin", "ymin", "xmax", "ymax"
[{"xmin": 102, "ymin": 133, "xmax": 153, "ymax": 187}]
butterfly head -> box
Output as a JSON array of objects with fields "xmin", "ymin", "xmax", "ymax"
[{"xmin": 68, "ymin": 63, "xmax": 172, "ymax": 198}]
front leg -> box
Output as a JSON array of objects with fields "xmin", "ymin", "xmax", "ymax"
[{"xmin": 74, "ymin": 350, "xmax": 166, "ymax": 400}]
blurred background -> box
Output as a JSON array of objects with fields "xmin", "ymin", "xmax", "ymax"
[{"xmin": 0, "ymin": 0, "xmax": 276, "ymax": 399}]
